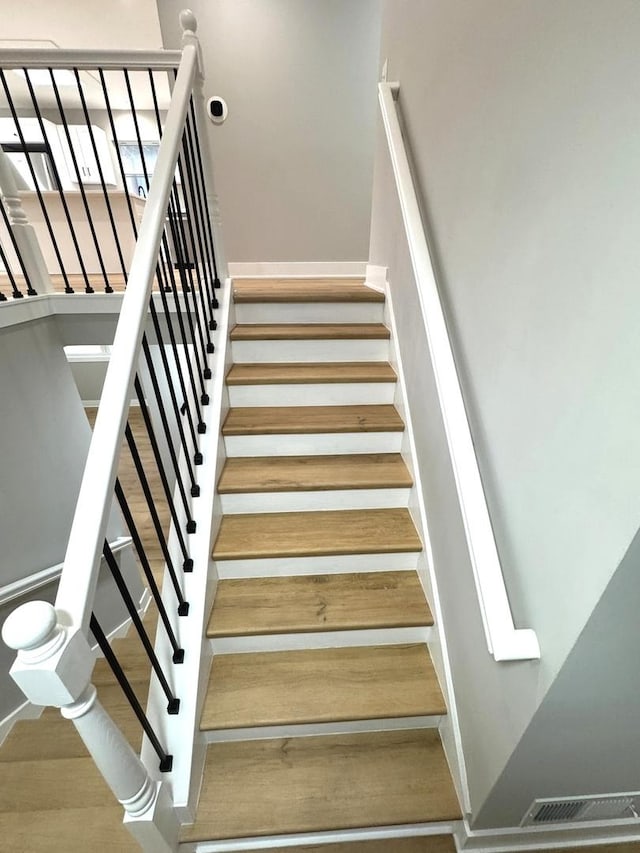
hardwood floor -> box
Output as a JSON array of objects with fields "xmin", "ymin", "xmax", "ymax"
[
  {"xmin": 232, "ymin": 278, "xmax": 385, "ymax": 303},
  {"xmin": 0, "ymin": 407, "xmax": 160, "ymax": 852}
]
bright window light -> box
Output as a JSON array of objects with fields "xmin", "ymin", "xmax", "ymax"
[{"xmin": 13, "ymin": 68, "xmax": 75, "ymax": 87}]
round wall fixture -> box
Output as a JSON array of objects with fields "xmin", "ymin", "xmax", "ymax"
[{"xmin": 207, "ymin": 96, "xmax": 228, "ymax": 124}]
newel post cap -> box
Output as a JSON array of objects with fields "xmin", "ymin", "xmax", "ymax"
[
  {"xmin": 2, "ymin": 600, "xmax": 58, "ymax": 651},
  {"xmin": 2, "ymin": 602, "xmax": 94, "ymax": 708},
  {"xmin": 180, "ymin": 9, "xmax": 197, "ymax": 35}
]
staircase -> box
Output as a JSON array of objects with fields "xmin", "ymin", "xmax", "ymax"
[{"xmin": 181, "ymin": 277, "xmax": 462, "ymax": 849}]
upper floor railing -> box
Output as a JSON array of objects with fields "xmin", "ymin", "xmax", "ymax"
[
  {"xmin": 1, "ymin": 11, "xmax": 226, "ymax": 850},
  {"xmin": 378, "ymin": 81, "xmax": 540, "ymax": 663}
]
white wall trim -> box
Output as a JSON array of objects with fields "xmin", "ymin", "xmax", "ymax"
[
  {"xmin": 382, "ymin": 273, "xmax": 472, "ymax": 816},
  {"xmin": 456, "ymin": 814, "xmax": 640, "ymax": 851},
  {"xmin": 182, "ymin": 821, "xmax": 459, "ymax": 852},
  {"xmin": 0, "ymin": 535, "xmax": 133, "ymax": 607},
  {"xmin": 227, "ymin": 261, "xmax": 367, "ymax": 278}
]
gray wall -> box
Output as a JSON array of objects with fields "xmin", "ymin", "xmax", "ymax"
[
  {"xmin": 0, "ymin": 317, "xmax": 93, "ymax": 584},
  {"xmin": 370, "ymin": 0, "xmax": 640, "ymax": 826},
  {"xmin": 478, "ymin": 526, "xmax": 640, "ymax": 826},
  {"xmin": 157, "ymin": 0, "xmax": 382, "ymax": 262}
]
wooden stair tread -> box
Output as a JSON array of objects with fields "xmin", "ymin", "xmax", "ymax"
[
  {"xmin": 201, "ymin": 644, "xmax": 446, "ymax": 730},
  {"xmin": 0, "ymin": 807, "xmax": 139, "ymax": 852},
  {"xmin": 181, "ymin": 729, "xmax": 461, "ymax": 841},
  {"xmin": 233, "ymin": 839, "xmax": 457, "ymax": 853},
  {"xmin": 212, "ymin": 508, "xmax": 422, "ymax": 561},
  {"xmin": 230, "ymin": 323, "xmax": 390, "ymax": 341},
  {"xmin": 208, "ymin": 571, "xmax": 432, "ymax": 637},
  {"xmin": 217, "ymin": 453, "xmax": 413, "ymax": 494},
  {"xmin": 233, "ymin": 278, "xmax": 385, "ymax": 303},
  {"xmin": 222, "ymin": 405, "xmax": 405, "ymax": 436},
  {"xmin": 226, "ymin": 362, "xmax": 397, "ymax": 385}
]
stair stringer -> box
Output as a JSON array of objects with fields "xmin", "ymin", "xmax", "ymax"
[
  {"xmin": 140, "ymin": 276, "xmax": 234, "ymax": 822},
  {"xmin": 375, "ymin": 263, "xmax": 472, "ymax": 817}
]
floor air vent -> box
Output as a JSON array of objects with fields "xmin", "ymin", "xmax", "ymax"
[{"xmin": 522, "ymin": 793, "xmax": 640, "ymax": 826}]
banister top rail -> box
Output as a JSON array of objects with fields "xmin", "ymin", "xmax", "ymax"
[
  {"xmin": 378, "ymin": 81, "xmax": 540, "ymax": 662},
  {"xmin": 54, "ymin": 41, "xmax": 199, "ymax": 636},
  {"xmin": 0, "ymin": 49, "xmax": 182, "ymax": 71}
]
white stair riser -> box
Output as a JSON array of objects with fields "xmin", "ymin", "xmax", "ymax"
[
  {"xmin": 220, "ymin": 487, "xmax": 410, "ymax": 514},
  {"xmin": 235, "ymin": 302, "xmax": 385, "ymax": 324},
  {"xmin": 231, "ymin": 339, "xmax": 389, "ymax": 363},
  {"xmin": 203, "ymin": 715, "xmax": 441, "ymax": 743},
  {"xmin": 215, "ymin": 551, "xmax": 420, "ymax": 578},
  {"xmin": 224, "ymin": 431, "xmax": 403, "ymax": 457},
  {"xmin": 227, "ymin": 382, "xmax": 396, "ymax": 408},
  {"xmin": 209, "ymin": 626, "xmax": 431, "ymax": 654}
]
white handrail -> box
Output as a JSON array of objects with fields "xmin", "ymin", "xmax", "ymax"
[
  {"xmin": 378, "ymin": 82, "xmax": 540, "ymax": 662},
  {"xmin": 0, "ymin": 49, "xmax": 182, "ymax": 70},
  {"xmin": 55, "ymin": 43, "xmax": 198, "ymax": 635}
]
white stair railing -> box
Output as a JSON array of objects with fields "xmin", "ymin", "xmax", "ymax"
[
  {"xmin": 1, "ymin": 11, "xmax": 226, "ymax": 850},
  {"xmin": 378, "ymin": 81, "xmax": 540, "ymax": 662}
]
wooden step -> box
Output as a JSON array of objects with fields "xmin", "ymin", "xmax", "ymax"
[
  {"xmin": 226, "ymin": 362, "xmax": 397, "ymax": 385},
  {"xmin": 218, "ymin": 454, "xmax": 412, "ymax": 494},
  {"xmin": 230, "ymin": 323, "xmax": 390, "ymax": 341},
  {"xmin": 201, "ymin": 644, "xmax": 446, "ymax": 730},
  {"xmin": 181, "ymin": 729, "xmax": 461, "ymax": 841},
  {"xmin": 228, "ymin": 839, "xmax": 457, "ymax": 853},
  {"xmin": 233, "ymin": 278, "xmax": 384, "ymax": 303},
  {"xmin": 222, "ymin": 405, "xmax": 404, "ymax": 436},
  {"xmin": 212, "ymin": 508, "xmax": 422, "ymax": 561},
  {"xmin": 208, "ymin": 571, "xmax": 432, "ymax": 637}
]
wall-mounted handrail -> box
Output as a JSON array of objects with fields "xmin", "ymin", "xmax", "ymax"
[{"xmin": 378, "ymin": 81, "xmax": 539, "ymax": 662}]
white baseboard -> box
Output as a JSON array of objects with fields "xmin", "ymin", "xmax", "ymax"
[
  {"xmin": 457, "ymin": 816, "xmax": 640, "ymax": 851},
  {"xmin": 365, "ymin": 262, "xmax": 388, "ymax": 294},
  {"xmin": 227, "ymin": 261, "xmax": 367, "ymax": 278}
]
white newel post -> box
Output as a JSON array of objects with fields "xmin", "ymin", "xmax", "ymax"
[
  {"xmin": 0, "ymin": 146, "xmax": 53, "ymax": 295},
  {"xmin": 180, "ymin": 9, "xmax": 229, "ymax": 282},
  {"xmin": 2, "ymin": 601, "xmax": 178, "ymax": 852}
]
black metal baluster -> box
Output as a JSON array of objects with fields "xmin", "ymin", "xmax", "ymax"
[
  {"xmin": 134, "ymin": 375, "xmax": 196, "ymax": 541},
  {"xmin": 165, "ymin": 184, "xmax": 209, "ymax": 402},
  {"xmin": 89, "ymin": 613, "xmax": 173, "ymax": 772},
  {"xmin": 0, "ymin": 289, "xmax": 7, "ymax": 302},
  {"xmin": 0, "ymin": 70, "xmax": 73, "ymax": 293},
  {"xmin": 49, "ymin": 68, "xmax": 111, "ymax": 293},
  {"xmin": 184, "ymin": 104, "xmax": 217, "ymax": 322},
  {"xmin": 98, "ymin": 69, "xmax": 170, "ymax": 295},
  {"xmin": 124, "ymin": 70, "xmax": 205, "ymax": 434},
  {"xmin": 173, "ymin": 141, "xmax": 214, "ymax": 368},
  {"xmin": 102, "ymin": 541, "xmax": 180, "ymax": 714},
  {"xmin": 188, "ymin": 93, "xmax": 221, "ymax": 292},
  {"xmin": 0, "ymin": 201, "xmax": 31, "ymax": 296},
  {"xmin": 141, "ymin": 333, "xmax": 199, "ymax": 499},
  {"xmin": 74, "ymin": 68, "xmax": 128, "ymax": 292},
  {"xmin": 24, "ymin": 68, "xmax": 99, "ymax": 294},
  {"xmin": 100, "ymin": 71, "xmax": 201, "ymax": 464},
  {"xmin": 125, "ymin": 421, "xmax": 193, "ymax": 582},
  {"xmin": 114, "ymin": 479, "xmax": 184, "ymax": 663},
  {"xmin": 180, "ymin": 117, "xmax": 215, "ymax": 342}
]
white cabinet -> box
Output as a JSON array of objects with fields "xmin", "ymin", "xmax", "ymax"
[{"xmin": 59, "ymin": 125, "xmax": 116, "ymax": 186}]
